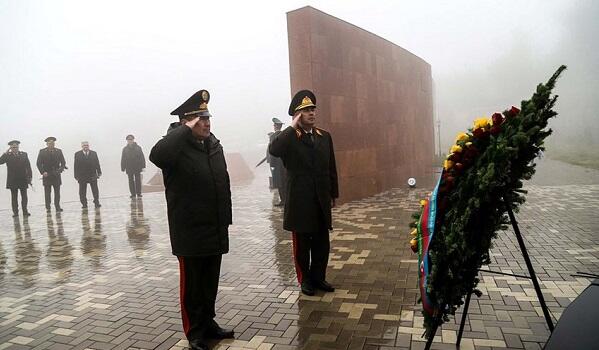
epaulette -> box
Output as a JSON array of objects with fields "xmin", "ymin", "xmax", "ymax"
[
  {"xmin": 314, "ymin": 127, "xmax": 325, "ymax": 136},
  {"xmin": 295, "ymin": 128, "xmax": 302, "ymax": 139}
]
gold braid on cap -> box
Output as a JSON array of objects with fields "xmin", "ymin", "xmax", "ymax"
[{"xmin": 294, "ymin": 96, "xmax": 315, "ymax": 112}]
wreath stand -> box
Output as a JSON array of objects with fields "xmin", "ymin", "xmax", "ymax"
[{"xmin": 424, "ymin": 199, "xmax": 555, "ymax": 350}]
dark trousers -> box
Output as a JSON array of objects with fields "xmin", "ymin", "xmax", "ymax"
[
  {"xmin": 10, "ymin": 188, "xmax": 28, "ymax": 214},
  {"xmin": 79, "ymin": 180, "xmax": 99, "ymax": 205},
  {"xmin": 178, "ymin": 255, "xmax": 222, "ymax": 341},
  {"xmin": 127, "ymin": 172, "xmax": 142, "ymax": 196},
  {"xmin": 44, "ymin": 184, "xmax": 61, "ymax": 209},
  {"xmin": 291, "ymin": 229, "xmax": 330, "ymax": 284}
]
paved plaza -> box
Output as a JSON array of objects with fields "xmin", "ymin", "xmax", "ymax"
[{"xmin": 0, "ymin": 160, "xmax": 598, "ymax": 350}]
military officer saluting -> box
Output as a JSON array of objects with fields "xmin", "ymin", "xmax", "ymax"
[
  {"xmin": 0, "ymin": 140, "xmax": 32, "ymax": 217},
  {"xmin": 36, "ymin": 137, "xmax": 66, "ymax": 212},
  {"xmin": 269, "ymin": 90, "xmax": 339, "ymax": 296},
  {"xmin": 150, "ymin": 89, "xmax": 234, "ymax": 350},
  {"xmin": 268, "ymin": 117, "xmax": 287, "ymax": 206}
]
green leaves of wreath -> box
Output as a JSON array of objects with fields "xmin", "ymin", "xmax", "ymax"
[{"xmin": 410, "ymin": 65, "xmax": 566, "ymax": 336}]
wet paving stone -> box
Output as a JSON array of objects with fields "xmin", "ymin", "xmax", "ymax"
[{"xmin": 0, "ymin": 170, "xmax": 597, "ymax": 349}]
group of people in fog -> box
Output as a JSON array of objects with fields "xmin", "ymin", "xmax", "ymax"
[
  {"xmin": 0, "ymin": 135, "xmax": 146, "ymax": 216},
  {"xmin": 2, "ymin": 87, "xmax": 338, "ymax": 350}
]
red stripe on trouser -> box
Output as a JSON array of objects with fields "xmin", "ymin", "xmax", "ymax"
[
  {"xmin": 177, "ymin": 257, "xmax": 191, "ymax": 337},
  {"xmin": 291, "ymin": 232, "xmax": 303, "ymax": 284}
]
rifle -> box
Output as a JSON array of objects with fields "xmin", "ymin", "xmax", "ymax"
[{"xmin": 255, "ymin": 156, "xmax": 268, "ymax": 168}]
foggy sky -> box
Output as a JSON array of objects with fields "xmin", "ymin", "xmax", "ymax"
[{"xmin": 1, "ymin": 0, "xmax": 597, "ymax": 208}]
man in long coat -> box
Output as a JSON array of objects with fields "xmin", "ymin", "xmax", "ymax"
[
  {"xmin": 150, "ymin": 89, "xmax": 234, "ymax": 350},
  {"xmin": 267, "ymin": 118, "xmax": 287, "ymax": 206},
  {"xmin": 269, "ymin": 89, "xmax": 339, "ymax": 296},
  {"xmin": 74, "ymin": 141, "xmax": 102, "ymax": 208},
  {"xmin": 121, "ymin": 134, "xmax": 146, "ymax": 198},
  {"xmin": 36, "ymin": 137, "xmax": 66, "ymax": 212},
  {"xmin": 0, "ymin": 140, "xmax": 32, "ymax": 217}
]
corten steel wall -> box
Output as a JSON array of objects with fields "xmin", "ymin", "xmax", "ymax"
[{"xmin": 287, "ymin": 6, "xmax": 434, "ymax": 203}]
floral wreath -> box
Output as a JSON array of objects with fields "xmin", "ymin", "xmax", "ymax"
[{"xmin": 409, "ymin": 65, "xmax": 566, "ymax": 337}]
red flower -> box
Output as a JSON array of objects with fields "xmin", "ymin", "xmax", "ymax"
[
  {"xmin": 504, "ymin": 105, "xmax": 521, "ymax": 118},
  {"xmin": 454, "ymin": 162, "xmax": 464, "ymax": 173},
  {"xmin": 490, "ymin": 125, "xmax": 502, "ymax": 135},
  {"xmin": 447, "ymin": 152, "xmax": 462, "ymax": 163},
  {"xmin": 472, "ymin": 128, "xmax": 489, "ymax": 139},
  {"xmin": 491, "ymin": 112, "xmax": 504, "ymax": 126}
]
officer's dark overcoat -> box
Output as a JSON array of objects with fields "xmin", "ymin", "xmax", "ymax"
[
  {"xmin": 269, "ymin": 126, "xmax": 339, "ymax": 232},
  {"xmin": 0, "ymin": 151, "xmax": 32, "ymax": 189},
  {"xmin": 149, "ymin": 124, "xmax": 232, "ymax": 257},
  {"xmin": 36, "ymin": 148, "xmax": 66, "ymax": 186}
]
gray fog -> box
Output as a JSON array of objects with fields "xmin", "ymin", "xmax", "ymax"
[{"xmin": 1, "ymin": 0, "xmax": 597, "ymax": 209}]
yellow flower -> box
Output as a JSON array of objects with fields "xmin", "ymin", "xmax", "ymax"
[
  {"xmin": 473, "ymin": 117, "xmax": 490, "ymax": 129},
  {"xmin": 465, "ymin": 142, "xmax": 473, "ymax": 147},
  {"xmin": 420, "ymin": 199, "xmax": 428, "ymax": 206},
  {"xmin": 411, "ymin": 228, "xmax": 418, "ymax": 236},
  {"xmin": 444, "ymin": 159, "xmax": 454, "ymax": 170},
  {"xmin": 450, "ymin": 145, "xmax": 463, "ymax": 153},
  {"xmin": 455, "ymin": 132, "xmax": 470, "ymax": 143}
]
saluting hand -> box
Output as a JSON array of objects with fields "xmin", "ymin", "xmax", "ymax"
[
  {"xmin": 42, "ymin": 172, "xmax": 48, "ymax": 178},
  {"xmin": 184, "ymin": 117, "xmax": 200, "ymax": 129},
  {"xmin": 291, "ymin": 111, "xmax": 302, "ymax": 129}
]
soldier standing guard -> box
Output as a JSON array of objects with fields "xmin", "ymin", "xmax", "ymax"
[
  {"xmin": 269, "ymin": 90, "xmax": 339, "ymax": 296},
  {"xmin": 268, "ymin": 118, "xmax": 287, "ymax": 206},
  {"xmin": 0, "ymin": 141, "xmax": 32, "ymax": 217},
  {"xmin": 36, "ymin": 137, "xmax": 66, "ymax": 212},
  {"xmin": 150, "ymin": 89, "xmax": 234, "ymax": 350}
]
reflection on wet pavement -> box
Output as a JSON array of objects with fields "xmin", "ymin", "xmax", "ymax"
[{"xmin": 0, "ymin": 170, "xmax": 597, "ymax": 349}]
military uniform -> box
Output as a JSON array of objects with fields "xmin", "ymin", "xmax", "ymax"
[
  {"xmin": 0, "ymin": 141, "xmax": 32, "ymax": 217},
  {"xmin": 36, "ymin": 137, "xmax": 66, "ymax": 211},
  {"xmin": 149, "ymin": 90, "xmax": 234, "ymax": 350},
  {"xmin": 268, "ymin": 118, "xmax": 287, "ymax": 206},
  {"xmin": 269, "ymin": 90, "xmax": 339, "ymax": 295}
]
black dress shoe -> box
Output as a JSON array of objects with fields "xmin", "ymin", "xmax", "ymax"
[
  {"xmin": 130, "ymin": 194, "xmax": 136, "ymax": 199},
  {"xmin": 189, "ymin": 339, "xmax": 210, "ymax": 350},
  {"xmin": 301, "ymin": 281, "xmax": 315, "ymax": 296},
  {"xmin": 315, "ymin": 280, "xmax": 335, "ymax": 292},
  {"xmin": 208, "ymin": 326, "xmax": 234, "ymax": 339},
  {"xmin": 94, "ymin": 203, "xmax": 101, "ymax": 208},
  {"xmin": 56, "ymin": 207, "xmax": 64, "ymax": 212},
  {"xmin": 23, "ymin": 211, "xmax": 31, "ymax": 217},
  {"xmin": 137, "ymin": 193, "xmax": 142, "ymax": 197},
  {"xmin": 12, "ymin": 213, "xmax": 19, "ymax": 218}
]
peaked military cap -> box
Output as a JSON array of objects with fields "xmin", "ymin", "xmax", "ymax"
[
  {"xmin": 45, "ymin": 136, "xmax": 57, "ymax": 142},
  {"xmin": 272, "ymin": 117, "xmax": 283, "ymax": 125},
  {"xmin": 126, "ymin": 134, "xmax": 135, "ymax": 140},
  {"xmin": 8, "ymin": 140, "xmax": 20, "ymax": 146},
  {"xmin": 170, "ymin": 89, "xmax": 211, "ymax": 118},
  {"xmin": 288, "ymin": 89, "xmax": 316, "ymax": 116}
]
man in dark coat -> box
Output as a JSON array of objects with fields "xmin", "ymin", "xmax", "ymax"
[
  {"xmin": 268, "ymin": 118, "xmax": 287, "ymax": 207},
  {"xmin": 269, "ymin": 90, "xmax": 339, "ymax": 296},
  {"xmin": 149, "ymin": 89, "xmax": 234, "ymax": 350},
  {"xmin": 36, "ymin": 137, "xmax": 66, "ymax": 212},
  {"xmin": 0, "ymin": 140, "xmax": 32, "ymax": 217},
  {"xmin": 74, "ymin": 141, "xmax": 102, "ymax": 209},
  {"xmin": 121, "ymin": 134, "xmax": 146, "ymax": 198}
]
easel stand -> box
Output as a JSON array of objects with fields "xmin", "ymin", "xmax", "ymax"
[{"xmin": 424, "ymin": 199, "xmax": 555, "ymax": 350}]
